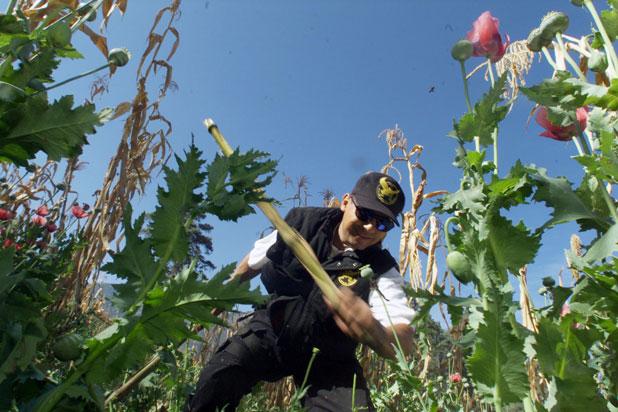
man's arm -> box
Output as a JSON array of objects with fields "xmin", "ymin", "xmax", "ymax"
[
  {"xmin": 325, "ymin": 288, "xmax": 414, "ymax": 360},
  {"xmin": 229, "ymin": 253, "xmax": 261, "ymax": 283}
]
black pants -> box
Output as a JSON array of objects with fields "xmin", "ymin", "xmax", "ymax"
[{"xmin": 185, "ymin": 310, "xmax": 375, "ymax": 412}]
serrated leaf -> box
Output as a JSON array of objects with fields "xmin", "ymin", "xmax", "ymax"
[
  {"xmin": 151, "ymin": 145, "xmax": 206, "ymax": 264},
  {"xmin": 442, "ymin": 184, "xmax": 486, "ymax": 219},
  {"xmin": 529, "ymin": 166, "xmax": 609, "ymax": 231},
  {"xmin": 205, "ymin": 148, "xmax": 277, "ymax": 221},
  {"xmin": 535, "ymin": 319, "xmax": 607, "ymax": 411},
  {"xmin": 453, "ymin": 74, "xmax": 508, "ymax": 146},
  {"xmin": 0, "ymin": 95, "xmax": 105, "ymax": 163},
  {"xmin": 102, "ymin": 205, "xmax": 158, "ymax": 312},
  {"xmin": 584, "ymin": 222, "xmax": 618, "ymax": 262},
  {"xmin": 521, "ymin": 71, "xmax": 586, "ymax": 110},
  {"xmin": 467, "ymin": 306, "xmax": 529, "ymax": 405},
  {"xmin": 487, "ymin": 213, "xmax": 540, "ymax": 274}
]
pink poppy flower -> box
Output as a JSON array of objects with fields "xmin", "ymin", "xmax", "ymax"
[
  {"xmin": 36, "ymin": 205, "xmax": 49, "ymax": 216},
  {"xmin": 71, "ymin": 204, "xmax": 89, "ymax": 219},
  {"xmin": 32, "ymin": 215, "xmax": 47, "ymax": 227},
  {"xmin": 450, "ymin": 373, "xmax": 462, "ymax": 383},
  {"xmin": 46, "ymin": 222, "xmax": 58, "ymax": 233},
  {"xmin": 535, "ymin": 106, "xmax": 588, "ymax": 141},
  {"xmin": 560, "ymin": 303, "xmax": 571, "ymax": 317},
  {"xmin": 466, "ymin": 11, "xmax": 510, "ymax": 63},
  {"xmin": 0, "ymin": 208, "xmax": 15, "ymax": 221}
]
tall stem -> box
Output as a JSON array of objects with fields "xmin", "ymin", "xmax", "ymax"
[
  {"xmin": 487, "ymin": 60, "xmax": 498, "ymax": 174},
  {"xmin": 585, "ymin": 0, "xmax": 618, "ymax": 78},
  {"xmin": 487, "ymin": 59, "xmax": 495, "ymax": 87},
  {"xmin": 6, "ymin": 0, "xmax": 18, "ymax": 14},
  {"xmin": 575, "ymin": 134, "xmax": 618, "ymax": 221},
  {"xmin": 492, "ymin": 128, "xmax": 499, "ymax": 175},
  {"xmin": 459, "ymin": 61, "xmax": 478, "ymax": 151},
  {"xmin": 541, "ymin": 47, "xmax": 557, "ymax": 71},
  {"xmin": 556, "ymin": 33, "xmax": 586, "ymax": 80},
  {"xmin": 36, "ymin": 63, "xmax": 110, "ymax": 95}
]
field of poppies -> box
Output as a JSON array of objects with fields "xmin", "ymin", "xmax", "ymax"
[{"xmin": 1, "ymin": 1, "xmax": 617, "ymax": 411}]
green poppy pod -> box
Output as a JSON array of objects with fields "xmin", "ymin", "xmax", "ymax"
[
  {"xmin": 540, "ymin": 11, "xmax": 570, "ymax": 40},
  {"xmin": 446, "ymin": 251, "xmax": 473, "ymax": 283},
  {"xmin": 108, "ymin": 48, "xmax": 131, "ymax": 67},
  {"xmin": 451, "ymin": 40, "xmax": 474, "ymax": 62}
]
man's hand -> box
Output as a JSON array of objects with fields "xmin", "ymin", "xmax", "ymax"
[{"xmin": 324, "ymin": 288, "xmax": 414, "ymax": 360}]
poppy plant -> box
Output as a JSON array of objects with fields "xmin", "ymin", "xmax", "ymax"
[
  {"xmin": 466, "ymin": 11, "xmax": 510, "ymax": 63},
  {"xmin": 32, "ymin": 215, "xmax": 48, "ymax": 226},
  {"xmin": 71, "ymin": 203, "xmax": 89, "ymax": 219},
  {"xmin": 0, "ymin": 208, "xmax": 14, "ymax": 221},
  {"xmin": 450, "ymin": 372, "xmax": 462, "ymax": 383},
  {"xmin": 36, "ymin": 205, "xmax": 49, "ymax": 216},
  {"xmin": 535, "ymin": 106, "xmax": 588, "ymax": 141}
]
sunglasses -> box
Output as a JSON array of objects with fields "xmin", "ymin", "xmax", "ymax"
[{"xmin": 351, "ymin": 197, "xmax": 395, "ymax": 232}]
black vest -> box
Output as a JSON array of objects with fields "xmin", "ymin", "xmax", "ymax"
[{"xmin": 260, "ymin": 207, "xmax": 398, "ymax": 359}]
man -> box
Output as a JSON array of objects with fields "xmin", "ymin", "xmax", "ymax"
[{"xmin": 186, "ymin": 172, "xmax": 415, "ymax": 412}]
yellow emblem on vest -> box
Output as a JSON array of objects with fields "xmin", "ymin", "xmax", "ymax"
[
  {"xmin": 376, "ymin": 177, "xmax": 400, "ymax": 206},
  {"xmin": 337, "ymin": 273, "xmax": 358, "ymax": 287}
]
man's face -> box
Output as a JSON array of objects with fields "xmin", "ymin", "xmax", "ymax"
[{"xmin": 337, "ymin": 194, "xmax": 388, "ymax": 250}]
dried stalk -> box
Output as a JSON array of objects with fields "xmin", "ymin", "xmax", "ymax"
[{"xmin": 59, "ymin": 0, "xmax": 181, "ymax": 310}]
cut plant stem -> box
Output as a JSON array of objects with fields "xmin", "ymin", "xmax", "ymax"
[{"xmin": 204, "ymin": 118, "xmax": 340, "ymax": 307}]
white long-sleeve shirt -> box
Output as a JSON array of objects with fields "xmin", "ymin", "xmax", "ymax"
[{"xmin": 247, "ymin": 231, "xmax": 416, "ymax": 327}]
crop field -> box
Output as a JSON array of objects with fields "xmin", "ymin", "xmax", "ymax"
[{"xmin": 0, "ymin": 1, "xmax": 616, "ymax": 411}]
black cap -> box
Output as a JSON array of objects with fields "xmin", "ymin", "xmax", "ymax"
[{"xmin": 351, "ymin": 172, "xmax": 405, "ymax": 225}]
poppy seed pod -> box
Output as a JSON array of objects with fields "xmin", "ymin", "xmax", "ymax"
[
  {"xmin": 588, "ymin": 50, "xmax": 608, "ymax": 72},
  {"xmin": 451, "ymin": 39, "xmax": 474, "ymax": 61},
  {"xmin": 540, "ymin": 11, "xmax": 570, "ymax": 40},
  {"xmin": 108, "ymin": 48, "xmax": 131, "ymax": 67},
  {"xmin": 527, "ymin": 27, "xmax": 551, "ymax": 52}
]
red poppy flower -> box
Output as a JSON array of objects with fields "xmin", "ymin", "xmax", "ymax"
[
  {"xmin": 450, "ymin": 373, "xmax": 462, "ymax": 383},
  {"xmin": 36, "ymin": 205, "xmax": 49, "ymax": 217},
  {"xmin": 71, "ymin": 204, "xmax": 89, "ymax": 219},
  {"xmin": 466, "ymin": 11, "xmax": 510, "ymax": 63},
  {"xmin": 2, "ymin": 239, "xmax": 13, "ymax": 248},
  {"xmin": 0, "ymin": 208, "xmax": 15, "ymax": 221},
  {"xmin": 46, "ymin": 222, "xmax": 58, "ymax": 233},
  {"xmin": 535, "ymin": 106, "xmax": 588, "ymax": 141},
  {"xmin": 32, "ymin": 215, "xmax": 47, "ymax": 227}
]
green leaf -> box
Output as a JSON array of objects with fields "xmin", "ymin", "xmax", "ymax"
[
  {"xmin": 442, "ymin": 184, "xmax": 486, "ymax": 219},
  {"xmin": 205, "ymin": 148, "xmax": 277, "ymax": 221},
  {"xmin": 452, "ymin": 74, "xmax": 508, "ymax": 146},
  {"xmin": 535, "ymin": 319, "xmax": 607, "ymax": 411},
  {"xmin": 151, "ymin": 145, "xmax": 206, "ymax": 264},
  {"xmin": 0, "ymin": 95, "xmax": 105, "ymax": 163},
  {"xmin": 467, "ymin": 304, "xmax": 529, "ymax": 405},
  {"xmin": 583, "ymin": 222, "xmax": 618, "ymax": 262},
  {"xmin": 87, "ymin": 264, "xmax": 264, "ymax": 383},
  {"xmin": 487, "ymin": 213, "xmax": 540, "ymax": 275},
  {"xmin": 102, "ymin": 205, "xmax": 158, "ymax": 312},
  {"xmin": 529, "ymin": 166, "xmax": 609, "ymax": 231},
  {"xmin": 602, "ymin": 7, "xmax": 618, "ymax": 40},
  {"xmin": 521, "ymin": 71, "xmax": 586, "ymax": 110}
]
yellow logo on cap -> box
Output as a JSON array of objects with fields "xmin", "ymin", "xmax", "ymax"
[
  {"xmin": 376, "ymin": 177, "xmax": 400, "ymax": 206},
  {"xmin": 337, "ymin": 272, "xmax": 359, "ymax": 287}
]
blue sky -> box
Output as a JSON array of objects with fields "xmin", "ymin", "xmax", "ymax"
[{"xmin": 53, "ymin": 1, "xmax": 600, "ymax": 308}]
